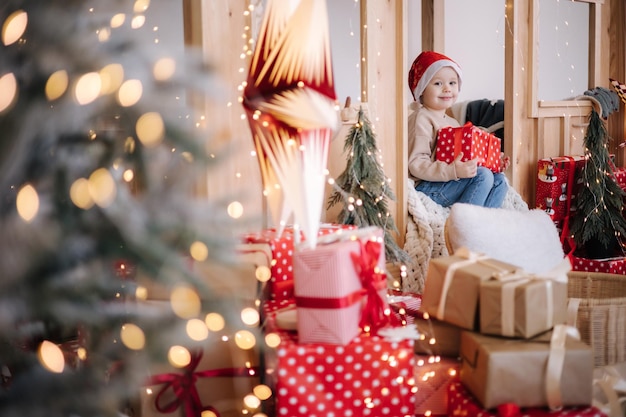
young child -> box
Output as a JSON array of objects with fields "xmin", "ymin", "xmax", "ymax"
[{"xmin": 407, "ymin": 51, "xmax": 508, "ymax": 208}]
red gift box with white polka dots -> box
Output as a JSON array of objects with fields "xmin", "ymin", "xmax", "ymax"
[
  {"xmin": 435, "ymin": 122, "xmax": 502, "ymax": 173},
  {"xmin": 264, "ymin": 328, "xmax": 416, "ymax": 417},
  {"xmin": 447, "ymin": 381, "xmax": 607, "ymax": 417},
  {"xmin": 243, "ymin": 224, "xmax": 357, "ymax": 302},
  {"xmin": 570, "ymin": 255, "xmax": 626, "ymax": 275}
]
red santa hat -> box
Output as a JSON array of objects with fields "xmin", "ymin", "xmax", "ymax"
[{"xmin": 408, "ymin": 51, "xmax": 462, "ymax": 101}]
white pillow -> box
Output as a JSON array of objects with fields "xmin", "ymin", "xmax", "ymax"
[{"xmin": 445, "ymin": 203, "xmax": 565, "ymax": 274}]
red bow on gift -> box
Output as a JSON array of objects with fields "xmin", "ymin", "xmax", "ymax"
[
  {"xmin": 146, "ymin": 350, "xmax": 258, "ymax": 417},
  {"xmin": 350, "ymin": 240, "xmax": 392, "ymax": 333}
]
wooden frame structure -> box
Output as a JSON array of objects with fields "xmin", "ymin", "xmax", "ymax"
[{"xmin": 181, "ymin": 0, "xmax": 626, "ymax": 248}]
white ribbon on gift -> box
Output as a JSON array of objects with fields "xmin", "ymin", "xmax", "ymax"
[
  {"xmin": 593, "ymin": 365, "xmax": 626, "ymax": 417},
  {"xmin": 435, "ymin": 247, "xmax": 516, "ymax": 321},
  {"xmin": 545, "ymin": 324, "xmax": 581, "ymax": 410},
  {"xmin": 494, "ymin": 257, "xmax": 570, "ymax": 337}
]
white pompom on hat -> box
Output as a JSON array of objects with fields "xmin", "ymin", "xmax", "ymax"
[{"xmin": 408, "ymin": 51, "xmax": 462, "ymax": 101}]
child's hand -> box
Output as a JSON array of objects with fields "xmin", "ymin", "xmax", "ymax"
[
  {"xmin": 500, "ymin": 152, "xmax": 511, "ymax": 172},
  {"xmin": 453, "ymin": 153, "xmax": 478, "ymax": 178}
]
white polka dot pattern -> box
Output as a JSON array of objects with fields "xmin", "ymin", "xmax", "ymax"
[
  {"xmin": 268, "ymin": 330, "xmax": 416, "ymax": 417},
  {"xmin": 435, "ymin": 123, "xmax": 501, "ymax": 173},
  {"xmin": 570, "ymin": 255, "xmax": 626, "ymax": 274},
  {"xmin": 263, "ymin": 303, "xmax": 416, "ymax": 417},
  {"xmin": 447, "ymin": 381, "xmax": 607, "ymax": 417}
]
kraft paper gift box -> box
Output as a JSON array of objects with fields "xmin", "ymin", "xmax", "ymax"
[
  {"xmin": 435, "ymin": 122, "xmax": 502, "ymax": 173},
  {"xmin": 413, "ymin": 313, "xmax": 463, "ymax": 357},
  {"xmin": 447, "ymin": 381, "xmax": 606, "ymax": 417},
  {"xmin": 414, "ymin": 355, "xmax": 461, "ymax": 417},
  {"xmin": 479, "ymin": 258, "xmax": 570, "ymax": 339},
  {"xmin": 421, "ymin": 248, "xmax": 519, "ymax": 330},
  {"xmin": 293, "ymin": 226, "xmax": 389, "ymax": 345},
  {"xmin": 459, "ymin": 326, "xmax": 594, "ymax": 409}
]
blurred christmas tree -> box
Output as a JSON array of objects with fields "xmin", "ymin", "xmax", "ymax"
[
  {"xmin": 569, "ymin": 107, "xmax": 626, "ymax": 259},
  {"xmin": 0, "ymin": 1, "xmax": 247, "ymax": 416},
  {"xmin": 327, "ymin": 107, "xmax": 410, "ymax": 265}
]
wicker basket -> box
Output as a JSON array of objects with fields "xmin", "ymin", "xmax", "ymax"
[{"xmin": 567, "ymin": 271, "xmax": 626, "ymax": 367}]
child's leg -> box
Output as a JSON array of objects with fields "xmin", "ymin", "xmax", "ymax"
[
  {"xmin": 484, "ymin": 172, "xmax": 508, "ymax": 208},
  {"xmin": 415, "ymin": 174, "xmax": 485, "ymax": 208}
]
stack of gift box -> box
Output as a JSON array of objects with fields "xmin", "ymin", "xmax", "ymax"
[
  {"xmin": 417, "ymin": 247, "xmax": 606, "ymax": 416},
  {"xmin": 257, "ymin": 225, "xmax": 423, "ymax": 417}
]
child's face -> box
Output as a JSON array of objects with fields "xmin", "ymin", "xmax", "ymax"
[{"xmin": 420, "ymin": 66, "xmax": 460, "ymax": 112}]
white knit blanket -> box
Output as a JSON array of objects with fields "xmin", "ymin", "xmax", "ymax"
[{"xmin": 402, "ymin": 180, "xmax": 529, "ymax": 294}]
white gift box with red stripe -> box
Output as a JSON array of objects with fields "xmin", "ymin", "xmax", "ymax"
[{"xmin": 293, "ymin": 226, "xmax": 389, "ymax": 345}]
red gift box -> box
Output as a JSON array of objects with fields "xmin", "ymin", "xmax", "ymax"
[
  {"xmin": 535, "ymin": 155, "xmax": 586, "ymax": 231},
  {"xmin": 263, "ymin": 327, "xmax": 416, "ymax": 417},
  {"xmin": 243, "ymin": 224, "xmax": 357, "ymax": 302},
  {"xmin": 294, "ymin": 227, "xmax": 389, "ymax": 345},
  {"xmin": 447, "ymin": 381, "xmax": 607, "ymax": 417},
  {"xmin": 570, "ymin": 255, "xmax": 626, "ymax": 274},
  {"xmin": 387, "ymin": 290, "xmax": 422, "ymax": 326},
  {"xmin": 435, "ymin": 122, "xmax": 502, "ymax": 173}
]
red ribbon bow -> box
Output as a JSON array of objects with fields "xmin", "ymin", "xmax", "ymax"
[
  {"xmin": 350, "ymin": 240, "xmax": 390, "ymax": 332},
  {"xmin": 146, "ymin": 350, "xmax": 257, "ymax": 417}
]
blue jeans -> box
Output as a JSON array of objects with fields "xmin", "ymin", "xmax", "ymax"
[{"xmin": 415, "ymin": 166, "xmax": 508, "ymax": 208}]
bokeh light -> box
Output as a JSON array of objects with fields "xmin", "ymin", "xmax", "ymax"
[
  {"xmin": 241, "ymin": 308, "xmax": 259, "ymax": 326},
  {"xmin": 110, "ymin": 13, "xmax": 126, "ymax": 28},
  {"xmin": 74, "ymin": 72, "xmax": 102, "ymax": 105},
  {"xmin": 136, "ymin": 112, "xmax": 164, "ymax": 147},
  {"xmin": 168, "ymin": 345, "xmax": 191, "ymax": 368},
  {"xmin": 120, "ymin": 323, "xmax": 146, "ymax": 350},
  {"xmin": 88, "ymin": 168, "xmax": 116, "ymax": 208},
  {"xmin": 243, "ymin": 394, "xmax": 261, "ymax": 409},
  {"xmin": 2, "ymin": 10, "xmax": 27, "ymax": 46},
  {"xmin": 264, "ymin": 332, "xmax": 281, "ymax": 348},
  {"xmin": 154, "ymin": 57, "xmax": 176, "ymax": 81},
  {"xmin": 234, "ymin": 330, "xmax": 256, "ymax": 350},
  {"xmin": 45, "ymin": 70, "xmax": 68, "ymax": 101},
  {"xmin": 0, "ymin": 73, "xmax": 17, "ymax": 113},
  {"xmin": 118, "ymin": 79, "xmax": 143, "ymax": 107},
  {"xmin": 170, "ymin": 285, "xmax": 201, "ymax": 319},
  {"xmin": 253, "ymin": 384, "xmax": 272, "ymax": 400},
  {"xmin": 70, "ymin": 178, "xmax": 95, "ymax": 210},
  {"xmin": 186, "ymin": 318, "xmax": 209, "ymax": 341},
  {"xmin": 16, "ymin": 184, "xmax": 39, "ymax": 222},
  {"xmin": 227, "ymin": 201, "xmax": 244, "ymax": 219},
  {"xmin": 38, "ymin": 341, "xmax": 65, "ymax": 373},
  {"xmin": 190, "ymin": 241, "xmax": 208, "ymax": 262},
  {"xmin": 205, "ymin": 312, "xmax": 225, "ymax": 332},
  {"xmin": 99, "ymin": 63, "xmax": 125, "ymax": 95},
  {"xmin": 255, "ymin": 265, "xmax": 271, "ymax": 283}
]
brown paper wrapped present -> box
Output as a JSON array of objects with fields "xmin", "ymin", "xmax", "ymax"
[
  {"xmin": 413, "ymin": 313, "xmax": 463, "ymax": 358},
  {"xmin": 459, "ymin": 326, "xmax": 593, "ymax": 409},
  {"xmin": 421, "ymin": 248, "xmax": 519, "ymax": 330},
  {"xmin": 479, "ymin": 258, "xmax": 570, "ymax": 338}
]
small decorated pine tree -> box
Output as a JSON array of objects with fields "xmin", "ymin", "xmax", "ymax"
[
  {"xmin": 328, "ymin": 108, "xmax": 410, "ymax": 265},
  {"xmin": 569, "ymin": 107, "xmax": 626, "ymax": 258}
]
